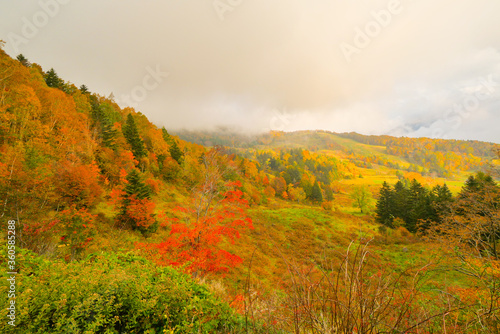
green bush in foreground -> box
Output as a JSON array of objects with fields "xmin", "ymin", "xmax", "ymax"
[{"xmin": 0, "ymin": 250, "xmax": 246, "ymax": 333}]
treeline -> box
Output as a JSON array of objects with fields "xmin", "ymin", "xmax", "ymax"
[
  {"xmin": 337, "ymin": 132, "xmax": 393, "ymax": 146},
  {"xmin": 376, "ymin": 172, "xmax": 499, "ymax": 243},
  {"xmin": 375, "ymin": 179, "xmax": 453, "ymax": 233},
  {"xmin": 174, "ymin": 128, "xmax": 260, "ymax": 148},
  {"xmin": 178, "ymin": 129, "xmax": 496, "ymax": 178},
  {"xmin": 339, "ymin": 132, "xmax": 495, "ymax": 157},
  {"xmin": 252, "ymin": 148, "xmax": 357, "ymax": 203},
  {"xmin": 346, "ymin": 152, "xmax": 404, "ymax": 170},
  {"xmin": 340, "ymin": 132, "xmax": 495, "ymax": 177}
]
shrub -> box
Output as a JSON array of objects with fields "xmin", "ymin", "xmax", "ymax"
[
  {"xmin": 0, "ymin": 250, "xmax": 245, "ymax": 333},
  {"xmin": 321, "ymin": 201, "xmax": 333, "ymax": 211}
]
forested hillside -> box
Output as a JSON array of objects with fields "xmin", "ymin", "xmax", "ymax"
[
  {"xmin": 1, "ymin": 44, "xmax": 499, "ymax": 333},
  {"xmin": 177, "ymin": 129, "xmax": 496, "ymax": 178}
]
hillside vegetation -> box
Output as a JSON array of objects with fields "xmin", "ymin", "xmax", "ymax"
[{"xmin": 1, "ymin": 43, "xmax": 499, "ymax": 333}]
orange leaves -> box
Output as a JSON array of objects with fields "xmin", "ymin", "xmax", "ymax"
[
  {"xmin": 447, "ymin": 286, "xmax": 482, "ymax": 305},
  {"xmin": 98, "ymin": 150, "xmax": 138, "ymax": 186},
  {"xmin": 125, "ymin": 196, "xmax": 156, "ymax": 229},
  {"xmin": 0, "ymin": 161, "xmax": 9, "ymax": 178},
  {"xmin": 119, "ymin": 168, "xmax": 128, "ymax": 183},
  {"xmin": 321, "ymin": 201, "xmax": 333, "ymax": 211},
  {"xmin": 229, "ymin": 294, "xmax": 245, "ymax": 314},
  {"xmin": 145, "ymin": 177, "xmax": 160, "ymax": 195},
  {"xmin": 56, "ymin": 160, "xmax": 103, "ymax": 208},
  {"xmin": 271, "ymin": 176, "xmax": 287, "ymax": 198},
  {"xmin": 225, "ymin": 180, "xmax": 242, "ymax": 188},
  {"xmin": 118, "ymin": 150, "xmax": 139, "ymax": 170},
  {"xmin": 264, "ymin": 185, "xmax": 275, "ymax": 198},
  {"xmin": 243, "ymin": 160, "xmax": 259, "ymax": 180}
]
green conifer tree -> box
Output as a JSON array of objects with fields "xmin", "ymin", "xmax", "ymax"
[
  {"xmin": 124, "ymin": 169, "xmax": 151, "ymax": 200},
  {"xmin": 393, "ymin": 180, "xmax": 409, "ymax": 224},
  {"xmin": 376, "ymin": 181, "xmax": 395, "ymax": 228},
  {"xmin": 79, "ymin": 85, "xmax": 89, "ymax": 94},
  {"xmin": 123, "ymin": 114, "xmax": 146, "ymax": 159},
  {"xmin": 311, "ymin": 181, "xmax": 323, "ymax": 203},
  {"xmin": 118, "ymin": 169, "xmax": 155, "ymax": 234},
  {"xmin": 44, "ymin": 68, "xmax": 63, "ymax": 89},
  {"xmin": 161, "ymin": 127, "xmax": 171, "ymax": 142},
  {"xmin": 169, "ymin": 140, "xmax": 183, "ymax": 165},
  {"xmin": 424, "ymin": 183, "xmax": 454, "ymax": 230},
  {"xmin": 101, "ymin": 116, "xmax": 118, "ymax": 150},
  {"xmin": 16, "ymin": 54, "xmax": 30, "ymax": 67},
  {"xmin": 407, "ymin": 179, "xmax": 430, "ymax": 233},
  {"xmin": 162, "ymin": 127, "xmax": 183, "ymax": 165}
]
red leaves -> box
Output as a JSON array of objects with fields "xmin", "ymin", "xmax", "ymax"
[
  {"xmin": 229, "ymin": 294, "xmax": 245, "ymax": 314},
  {"xmin": 58, "ymin": 206, "xmax": 96, "ymax": 259},
  {"xmin": 109, "ymin": 186, "xmax": 125, "ymax": 208},
  {"xmin": 173, "ymin": 205, "xmax": 188, "ymax": 213},
  {"xmin": 139, "ymin": 181, "xmax": 253, "ymax": 277},
  {"xmin": 23, "ymin": 219, "xmax": 57, "ymax": 239},
  {"xmin": 223, "ymin": 189, "xmax": 247, "ymax": 205}
]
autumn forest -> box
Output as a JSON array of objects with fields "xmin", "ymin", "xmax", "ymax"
[{"xmin": 1, "ymin": 43, "xmax": 500, "ymax": 333}]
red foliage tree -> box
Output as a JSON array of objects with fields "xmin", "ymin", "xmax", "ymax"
[
  {"xmin": 140, "ymin": 181, "xmax": 252, "ymax": 277},
  {"xmin": 57, "ymin": 206, "xmax": 96, "ymax": 261},
  {"xmin": 138, "ymin": 148, "xmax": 253, "ymax": 277},
  {"xmin": 124, "ymin": 196, "xmax": 156, "ymax": 230},
  {"xmin": 56, "ymin": 160, "xmax": 103, "ymax": 208}
]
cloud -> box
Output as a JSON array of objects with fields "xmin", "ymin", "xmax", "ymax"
[{"xmin": 1, "ymin": 0, "xmax": 499, "ymax": 142}]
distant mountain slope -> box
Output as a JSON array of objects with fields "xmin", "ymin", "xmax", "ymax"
[{"xmin": 175, "ymin": 129, "xmax": 498, "ymax": 177}]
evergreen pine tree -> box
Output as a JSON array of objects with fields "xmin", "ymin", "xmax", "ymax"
[
  {"xmin": 16, "ymin": 54, "xmax": 30, "ymax": 67},
  {"xmin": 393, "ymin": 180, "xmax": 409, "ymax": 225},
  {"xmin": 324, "ymin": 185, "xmax": 334, "ymax": 201},
  {"xmin": 101, "ymin": 116, "xmax": 118, "ymax": 150},
  {"xmin": 462, "ymin": 172, "xmax": 496, "ymax": 197},
  {"xmin": 123, "ymin": 114, "xmax": 146, "ymax": 159},
  {"xmin": 79, "ymin": 85, "xmax": 89, "ymax": 94},
  {"xmin": 123, "ymin": 169, "xmax": 151, "ymax": 200},
  {"xmin": 311, "ymin": 181, "xmax": 323, "ymax": 203},
  {"xmin": 161, "ymin": 127, "xmax": 171, "ymax": 142},
  {"xmin": 376, "ymin": 181, "xmax": 394, "ymax": 227},
  {"xmin": 169, "ymin": 140, "xmax": 183, "ymax": 165},
  {"xmin": 425, "ymin": 183, "xmax": 454, "ymax": 229},
  {"xmin": 89, "ymin": 95, "xmax": 102, "ymax": 122},
  {"xmin": 118, "ymin": 169, "xmax": 155, "ymax": 234},
  {"xmin": 162, "ymin": 127, "xmax": 183, "ymax": 165},
  {"xmin": 44, "ymin": 68, "xmax": 63, "ymax": 89},
  {"xmin": 407, "ymin": 179, "xmax": 429, "ymax": 233}
]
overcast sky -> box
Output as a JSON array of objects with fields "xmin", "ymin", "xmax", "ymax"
[{"xmin": 1, "ymin": 0, "xmax": 499, "ymax": 142}]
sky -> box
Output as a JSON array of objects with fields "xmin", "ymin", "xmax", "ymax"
[{"xmin": 1, "ymin": 0, "xmax": 500, "ymax": 143}]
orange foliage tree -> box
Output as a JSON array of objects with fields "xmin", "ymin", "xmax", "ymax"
[
  {"xmin": 56, "ymin": 160, "xmax": 103, "ymax": 208},
  {"xmin": 123, "ymin": 197, "xmax": 156, "ymax": 231}
]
